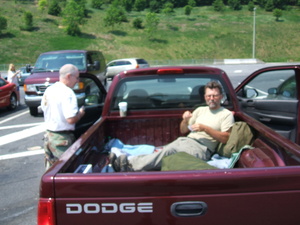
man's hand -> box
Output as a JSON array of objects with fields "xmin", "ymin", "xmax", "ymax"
[
  {"xmin": 180, "ymin": 111, "xmax": 193, "ymax": 134},
  {"xmin": 182, "ymin": 111, "xmax": 192, "ymax": 122}
]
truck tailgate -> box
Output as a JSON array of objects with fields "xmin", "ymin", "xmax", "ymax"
[{"xmin": 54, "ymin": 167, "xmax": 300, "ymax": 225}]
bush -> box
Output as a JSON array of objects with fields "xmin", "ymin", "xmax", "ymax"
[
  {"xmin": 248, "ymin": 1, "xmax": 255, "ymax": 11},
  {"xmin": 38, "ymin": 0, "xmax": 48, "ymax": 12},
  {"xmin": 149, "ymin": 0, "xmax": 162, "ymax": 13},
  {"xmin": 0, "ymin": 16, "xmax": 7, "ymax": 35},
  {"xmin": 184, "ymin": 5, "xmax": 193, "ymax": 16},
  {"xmin": 91, "ymin": 0, "xmax": 103, "ymax": 9},
  {"xmin": 134, "ymin": 0, "xmax": 147, "ymax": 11},
  {"xmin": 66, "ymin": 22, "xmax": 81, "ymax": 36},
  {"xmin": 213, "ymin": 0, "xmax": 225, "ymax": 11},
  {"xmin": 273, "ymin": 8, "xmax": 282, "ymax": 21},
  {"xmin": 48, "ymin": 0, "xmax": 62, "ymax": 16},
  {"xmin": 20, "ymin": 11, "xmax": 33, "ymax": 31},
  {"xmin": 228, "ymin": 0, "xmax": 242, "ymax": 10},
  {"xmin": 132, "ymin": 18, "xmax": 143, "ymax": 29}
]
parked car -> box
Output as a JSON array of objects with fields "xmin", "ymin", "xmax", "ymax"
[
  {"xmin": 18, "ymin": 66, "xmax": 31, "ymax": 86},
  {"xmin": 0, "ymin": 77, "xmax": 19, "ymax": 110},
  {"xmin": 106, "ymin": 58, "xmax": 149, "ymax": 78}
]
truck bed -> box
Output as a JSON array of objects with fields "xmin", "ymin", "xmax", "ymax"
[
  {"xmin": 41, "ymin": 112, "xmax": 300, "ymax": 225},
  {"xmin": 59, "ymin": 111, "xmax": 300, "ymax": 174}
]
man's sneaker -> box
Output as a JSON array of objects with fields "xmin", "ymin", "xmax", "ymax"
[{"xmin": 114, "ymin": 155, "xmax": 133, "ymax": 172}]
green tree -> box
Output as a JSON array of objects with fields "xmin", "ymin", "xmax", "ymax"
[
  {"xmin": 62, "ymin": 0, "xmax": 86, "ymax": 36},
  {"xmin": 169, "ymin": 0, "xmax": 189, "ymax": 7},
  {"xmin": 21, "ymin": 11, "xmax": 33, "ymax": 31},
  {"xmin": 145, "ymin": 12, "xmax": 160, "ymax": 40},
  {"xmin": 213, "ymin": 0, "xmax": 225, "ymax": 11},
  {"xmin": 91, "ymin": 0, "xmax": 104, "ymax": 9},
  {"xmin": 228, "ymin": 0, "xmax": 242, "ymax": 10},
  {"xmin": 0, "ymin": 16, "xmax": 7, "ymax": 35},
  {"xmin": 188, "ymin": 0, "xmax": 196, "ymax": 7},
  {"xmin": 48, "ymin": 0, "xmax": 61, "ymax": 16},
  {"xmin": 134, "ymin": 0, "xmax": 147, "ymax": 11},
  {"xmin": 121, "ymin": 0, "xmax": 134, "ymax": 12},
  {"xmin": 265, "ymin": 0, "xmax": 274, "ymax": 11},
  {"xmin": 132, "ymin": 18, "xmax": 143, "ymax": 29},
  {"xmin": 74, "ymin": 0, "xmax": 88, "ymax": 17},
  {"xmin": 248, "ymin": 1, "xmax": 255, "ymax": 11},
  {"xmin": 149, "ymin": 0, "xmax": 163, "ymax": 13},
  {"xmin": 273, "ymin": 0, "xmax": 287, "ymax": 9},
  {"xmin": 104, "ymin": 3, "xmax": 127, "ymax": 29},
  {"xmin": 273, "ymin": 8, "xmax": 282, "ymax": 21},
  {"xmin": 162, "ymin": 2, "xmax": 174, "ymax": 15},
  {"xmin": 184, "ymin": 5, "xmax": 193, "ymax": 16},
  {"xmin": 38, "ymin": 0, "xmax": 48, "ymax": 12}
]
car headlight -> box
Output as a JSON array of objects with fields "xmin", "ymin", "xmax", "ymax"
[
  {"xmin": 73, "ymin": 82, "xmax": 85, "ymax": 91},
  {"xmin": 24, "ymin": 84, "xmax": 36, "ymax": 92}
]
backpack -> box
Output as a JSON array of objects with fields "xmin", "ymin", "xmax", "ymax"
[{"xmin": 217, "ymin": 121, "xmax": 254, "ymax": 158}]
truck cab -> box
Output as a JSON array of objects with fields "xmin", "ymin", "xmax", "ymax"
[{"xmin": 24, "ymin": 50, "xmax": 106, "ymax": 116}]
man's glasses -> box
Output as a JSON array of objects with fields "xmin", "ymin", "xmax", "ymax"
[{"xmin": 205, "ymin": 94, "xmax": 221, "ymax": 98}]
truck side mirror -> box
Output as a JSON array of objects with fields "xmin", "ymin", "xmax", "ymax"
[
  {"xmin": 246, "ymin": 88, "xmax": 258, "ymax": 98},
  {"xmin": 268, "ymin": 87, "xmax": 277, "ymax": 95},
  {"xmin": 26, "ymin": 64, "xmax": 32, "ymax": 73},
  {"xmin": 94, "ymin": 61, "xmax": 100, "ymax": 70}
]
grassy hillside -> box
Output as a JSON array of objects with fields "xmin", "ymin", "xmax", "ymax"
[{"xmin": 1, "ymin": 0, "xmax": 300, "ymax": 65}]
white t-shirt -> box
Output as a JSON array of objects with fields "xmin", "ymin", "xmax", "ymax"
[
  {"xmin": 188, "ymin": 106, "xmax": 234, "ymax": 151},
  {"xmin": 41, "ymin": 82, "xmax": 78, "ymax": 131},
  {"xmin": 7, "ymin": 70, "xmax": 19, "ymax": 86}
]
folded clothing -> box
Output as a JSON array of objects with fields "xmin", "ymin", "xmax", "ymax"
[{"xmin": 105, "ymin": 138, "xmax": 155, "ymax": 158}]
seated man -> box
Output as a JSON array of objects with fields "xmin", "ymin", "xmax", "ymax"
[{"xmin": 112, "ymin": 81, "xmax": 235, "ymax": 172}]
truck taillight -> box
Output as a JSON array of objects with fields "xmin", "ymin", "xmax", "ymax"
[{"xmin": 37, "ymin": 198, "xmax": 55, "ymax": 225}]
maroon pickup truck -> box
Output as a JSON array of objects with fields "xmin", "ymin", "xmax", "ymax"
[
  {"xmin": 37, "ymin": 66, "xmax": 300, "ymax": 225},
  {"xmin": 24, "ymin": 50, "xmax": 106, "ymax": 116}
]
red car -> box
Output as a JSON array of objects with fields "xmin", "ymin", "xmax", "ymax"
[{"xmin": 0, "ymin": 77, "xmax": 19, "ymax": 110}]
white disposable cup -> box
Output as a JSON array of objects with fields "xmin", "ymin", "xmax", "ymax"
[{"xmin": 118, "ymin": 102, "xmax": 127, "ymax": 117}]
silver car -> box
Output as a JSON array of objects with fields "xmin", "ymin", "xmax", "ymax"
[{"xmin": 106, "ymin": 58, "xmax": 149, "ymax": 78}]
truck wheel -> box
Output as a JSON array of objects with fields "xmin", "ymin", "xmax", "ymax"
[
  {"xmin": 29, "ymin": 107, "xmax": 38, "ymax": 116},
  {"xmin": 7, "ymin": 93, "xmax": 18, "ymax": 110}
]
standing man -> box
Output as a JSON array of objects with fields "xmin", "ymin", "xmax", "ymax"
[
  {"xmin": 41, "ymin": 64, "xmax": 85, "ymax": 169},
  {"xmin": 113, "ymin": 81, "xmax": 235, "ymax": 172}
]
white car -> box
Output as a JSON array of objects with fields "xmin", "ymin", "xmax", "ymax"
[{"xmin": 106, "ymin": 58, "xmax": 149, "ymax": 78}]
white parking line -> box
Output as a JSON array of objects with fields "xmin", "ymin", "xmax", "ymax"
[
  {"xmin": 0, "ymin": 124, "xmax": 45, "ymax": 147},
  {"xmin": 0, "ymin": 149, "xmax": 44, "ymax": 160},
  {"xmin": 0, "ymin": 110, "xmax": 28, "ymax": 125},
  {"xmin": 0, "ymin": 122, "xmax": 44, "ymax": 130}
]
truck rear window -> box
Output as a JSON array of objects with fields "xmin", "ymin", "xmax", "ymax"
[{"xmin": 111, "ymin": 75, "xmax": 231, "ymax": 110}]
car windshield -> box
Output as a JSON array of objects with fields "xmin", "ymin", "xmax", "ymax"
[
  {"xmin": 136, "ymin": 59, "xmax": 148, "ymax": 64},
  {"xmin": 111, "ymin": 75, "xmax": 231, "ymax": 110},
  {"xmin": 33, "ymin": 52, "xmax": 86, "ymax": 72}
]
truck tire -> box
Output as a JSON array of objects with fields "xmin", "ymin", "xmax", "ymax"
[{"xmin": 29, "ymin": 107, "xmax": 38, "ymax": 116}]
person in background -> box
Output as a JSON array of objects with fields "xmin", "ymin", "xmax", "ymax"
[
  {"xmin": 7, "ymin": 64, "xmax": 21, "ymax": 87},
  {"xmin": 112, "ymin": 81, "xmax": 235, "ymax": 172},
  {"xmin": 41, "ymin": 64, "xmax": 85, "ymax": 170}
]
